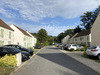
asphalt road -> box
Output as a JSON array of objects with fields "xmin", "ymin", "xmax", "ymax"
[{"xmin": 12, "ymin": 46, "xmax": 100, "ymax": 75}]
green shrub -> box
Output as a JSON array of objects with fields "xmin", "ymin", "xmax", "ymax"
[
  {"xmin": 0, "ymin": 55, "xmax": 17, "ymax": 67},
  {"xmin": 69, "ymin": 48, "xmax": 75, "ymax": 51},
  {"xmin": 28, "ymin": 47, "xmax": 34, "ymax": 51},
  {"xmin": 76, "ymin": 48, "xmax": 81, "ymax": 51},
  {"xmin": 83, "ymin": 50, "xmax": 86, "ymax": 56},
  {"xmin": 79, "ymin": 44, "xmax": 86, "ymax": 46}
]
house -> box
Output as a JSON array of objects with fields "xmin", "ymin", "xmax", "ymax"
[
  {"xmin": 26, "ymin": 31, "xmax": 37, "ymax": 48},
  {"xmin": 91, "ymin": 12, "xmax": 100, "ymax": 46},
  {"xmin": 10, "ymin": 24, "xmax": 32, "ymax": 48},
  {"xmin": 69, "ymin": 33, "xmax": 78, "ymax": 44},
  {"xmin": 0, "ymin": 19, "xmax": 14, "ymax": 46},
  {"xmin": 74, "ymin": 30, "xmax": 91, "ymax": 46},
  {"xmin": 61, "ymin": 35, "xmax": 70, "ymax": 44}
]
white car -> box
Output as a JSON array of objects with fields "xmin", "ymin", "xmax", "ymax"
[
  {"xmin": 86, "ymin": 46, "xmax": 100, "ymax": 59},
  {"xmin": 68, "ymin": 44, "xmax": 83, "ymax": 50}
]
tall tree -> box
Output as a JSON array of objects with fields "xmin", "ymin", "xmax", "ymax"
[
  {"xmin": 37, "ymin": 28, "xmax": 48, "ymax": 43},
  {"xmin": 64, "ymin": 29, "xmax": 74, "ymax": 36},
  {"xmin": 74, "ymin": 25, "xmax": 82, "ymax": 34},
  {"xmin": 57, "ymin": 33, "xmax": 65, "ymax": 43},
  {"xmin": 80, "ymin": 6, "xmax": 100, "ymax": 30},
  {"xmin": 80, "ymin": 11, "xmax": 93, "ymax": 29}
]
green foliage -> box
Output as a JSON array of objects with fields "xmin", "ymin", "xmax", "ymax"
[
  {"xmin": 57, "ymin": 32, "xmax": 65, "ymax": 43},
  {"xmin": 57, "ymin": 29, "xmax": 74, "ymax": 43},
  {"xmin": 36, "ymin": 40, "xmax": 41, "ymax": 46},
  {"xmin": 0, "ymin": 55, "xmax": 17, "ymax": 67},
  {"xmin": 69, "ymin": 48, "xmax": 75, "ymax": 51},
  {"xmin": 42, "ymin": 42, "xmax": 50, "ymax": 46},
  {"xmin": 28, "ymin": 47, "xmax": 34, "ymax": 51},
  {"xmin": 76, "ymin": 48, "xmax": 81, "ymax": 51},
  {"xmin": 79, "ymin": 44, "xmax": 86, "ymax": 47},
  {"xmin": 80, "ymin": 6, "xmax": 100, "ymax": 30},
  {"xmin": 48, "ymin": 36, "xmax": 55, "ymax": 45},
  {"xmin": 74, "ymin": 25, "xmax": 82, "ymax": 34},
  {"xmin": 80, "ymin": 48, "xmax": 85, "ymax": 51},
  {"xmin": 37, "ymin": 28, "xmax": 48, "ymax": 43},
  {"xmin": 83, "ymin": 50, "xmax": 87, "ymax": 57},
  {"xmin": 64, "ymin": 29, "xmax": 74, "ymax": 36}
]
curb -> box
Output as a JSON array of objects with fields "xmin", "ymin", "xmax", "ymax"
[{"xmin": 10, "ymin": 48, "xmax": 42, "ymax": 75}]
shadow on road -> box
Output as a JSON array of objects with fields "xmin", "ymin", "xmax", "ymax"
[{"xmin": 37, "ymin": 52, "xmax": 100, "ymax": 75}]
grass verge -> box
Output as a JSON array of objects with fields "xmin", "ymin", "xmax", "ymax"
[
  {"xmin": 34, "ymin": 49, "xmax": 41, "ymax": 54},
  {"xmin": 0, "ymin": 67, "xmax": 15, "ymax": 75},
  {"xmin": 82, "ymin": 54, "xmax": 100, "ymax": 63}
]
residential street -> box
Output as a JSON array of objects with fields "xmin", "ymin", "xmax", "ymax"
[{"xmin": 12, "ymin": 46, "xmax": 100, "ymax": 75}]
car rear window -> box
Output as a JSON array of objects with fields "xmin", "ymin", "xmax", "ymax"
[
  {"xmin": 88, "ymin": 46, "xmax": 97, "ymax": 49},
  {"xmin": 72, "ymin": 45, "xmax": 77, "ymax": 46}
]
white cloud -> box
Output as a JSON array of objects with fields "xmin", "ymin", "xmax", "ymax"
[
  {"xmin": 0, "ymin": 0, "xmax": 99, "ymax": 21},
  {"xmin": 9, "ymin": 22, "xmax": 76, "ymax": 36}
]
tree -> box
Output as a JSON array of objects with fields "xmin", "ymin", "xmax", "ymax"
[
  {"xmin": 80, "ymin": 6, "xmax": 100, "ymax": 30},
  {"xmin": 57, "ymin": 33, "xmax": 65, "ymax": 43},
  {"xmin": 37, "ymin": 28, "xmax": 48, "ymax": 43},
  {"xmin": 31, "ymin": 33, "xmax": 38, "ymax": 38},
  {"xmin": 64, "ymin": 29, "xmax": 74, "ymax": 36},
  {"xmin": 74, "ymin": 25, "xmax": 82, "ymax": 34},
  {"xmin": 80, "ymin": 11, "xmax": 93, "ymax": 29},
  {"xmin": 48, "ymin": 35, "xmax": 55, "ymax": 45}
]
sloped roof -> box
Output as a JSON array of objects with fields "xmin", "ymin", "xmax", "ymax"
[
  {"xmin": 13, "ymin": 25, "xmax": 31, "ymax": 37},
  {"xmin": 0, "ymin": 19, "xmax": 14, "ymax": 31},
  {"xmin": 75, "ymin": 30, "xmax": 90, "ymax": 38}
]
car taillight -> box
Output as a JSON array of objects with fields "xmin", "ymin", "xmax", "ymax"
[{"xmin": 91, "ymin": 50, "xmax": 98, "ymax": 51}]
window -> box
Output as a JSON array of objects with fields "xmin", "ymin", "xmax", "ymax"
[
  {"xmin": 24, "ymin": 42, "xmax": 26, "ymax": 47},
  {"xmin": 87, "ymin": 36, "xmax": 89, "ymax": 40},
  {"xmin": 80, "ymin": 37, "xmax": 83, "ymax": 41},
  {"xmin": 1, "ymin": 29, "xmax": 4, "ymax": 38},
  {"xmin": 8, "ymin": 41, "xmax": 11, "ymax": 44},
  {"xmin": 75, "ymin": 38, "xmax": 77, "ymax": 41},
  {"xmin": 9, "ymin": 32, "xmax": 11, "ymax": 39},
  {"xmin": 0, "ymin": 41, "xmax": 4, "ymax": 46}
]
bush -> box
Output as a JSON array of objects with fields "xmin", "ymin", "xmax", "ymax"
[
  {"xmin": 76, "ymin": 48, "xmax": 81, "ymax": 51},
  {"xmin": 0, "ymin": 55, "xmax": 17, "ymax": 67},
  {"xmin": 69, "ymin": 48, "xmax": 75, "ymax": 51},
  {"xmin": 28, "ymin": 47, "xmax": 34, "ymax": 51}
]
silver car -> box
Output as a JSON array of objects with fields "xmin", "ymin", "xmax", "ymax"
[{"xmin": 86, "ymin": 46, "xmax": 100, "ymax": 59}]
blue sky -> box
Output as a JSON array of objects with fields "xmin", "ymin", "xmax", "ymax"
[{"xmin": 0, "ymin": 0, "xmax": 100, "ymax": 36}]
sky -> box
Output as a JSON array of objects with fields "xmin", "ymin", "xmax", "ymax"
[{"xmin": 0, "ymin": 0, "xmax": 100, "ymax": 36}]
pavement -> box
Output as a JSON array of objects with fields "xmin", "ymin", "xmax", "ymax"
[{"xmin": 11, "ymin": 46, "xmax": 100, "ymax": 75}]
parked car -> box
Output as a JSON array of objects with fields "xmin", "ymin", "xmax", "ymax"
[
  {"xmin": 68, "ymin": 44, "xmax": 83, "ymax": 50},
  {"xmin": 4, "ymin": 44, "xmax": 33, "ymax": 56},
  {"xmin": 86, "ymin": 46, "xmax": 100, "ymax": 59},
  {"xmin": 0, "ymin": 47, "xmax": 31, "ymax": 61},
  {"xmin": 35, "ymin": 45, "xmax": 43, "ymax": 49},
  {"xmin": 61, "ymin": 44, "xmax": 69, "ymax": 50}
]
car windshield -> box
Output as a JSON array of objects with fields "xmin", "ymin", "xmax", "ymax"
[
  {"xmin": 88, "ymin": 46, "xmax": 97, "ymax": 49},
  {"xmin": 72, "ymin": 45, "xmax": 77, "ymax": 46},
  {"xmin": 10, "ymin": 48, "xmax": 21, "ymax": 52},
  {"xmin": 18, "ymin": 45, "xmax": 25, "ymax": 48}
]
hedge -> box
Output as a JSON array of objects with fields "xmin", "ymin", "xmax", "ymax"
[{"xmin": 0, "ymin": 55, "xmax": 17, "ymax": 67}]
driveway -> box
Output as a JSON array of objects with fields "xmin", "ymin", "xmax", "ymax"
[
  {"xmin": 60, "ymin": 49, "xmax": 100, "ymax": 74},
  {"xmin": 12, "ymin": 46, "xmax": 100, "ymax": 75}
]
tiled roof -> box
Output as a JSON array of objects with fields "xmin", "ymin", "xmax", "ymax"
[
  {"xmin": 0, "ymin": 19, "xmax": 14, "ymax": 31},
  {"xmin": 13, "ymin": 25, "xmax": 31, "ymax": 37},
  {"xmin": 75, "ymin": 30, "xmax": 90, "ymax": 38}
]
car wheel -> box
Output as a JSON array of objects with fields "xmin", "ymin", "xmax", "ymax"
[{"xmin": 98, "ymin": 54, "xmax": 100, "ymax": 60}]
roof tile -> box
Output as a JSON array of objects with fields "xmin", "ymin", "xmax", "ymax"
[{"xmin": 0, "ymin": 19, "xmax": 14, "ymax": 31}]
